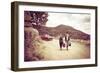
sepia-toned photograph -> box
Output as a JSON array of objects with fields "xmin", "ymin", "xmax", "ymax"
[{"xmin": 24, "ymin": 11, "xmax": 90, "ymax": 61}]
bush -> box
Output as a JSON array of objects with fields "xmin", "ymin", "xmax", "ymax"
[{"xmin": 24, "ymin": 27, "xmax": 44, "ymax": 61}]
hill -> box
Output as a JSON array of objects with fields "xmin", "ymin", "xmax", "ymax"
[{"xmin": 33, "ymin": 24, "xmax": 90, "ymax": 40}]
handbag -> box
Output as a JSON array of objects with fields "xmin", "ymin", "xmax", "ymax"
[
  {"xmin": 63, "ymin": 43, "xmax": 65, "ymax": 47},
  {"xmin": 69, "ymin": 42, "xmax": 71, "ymax": 46}
]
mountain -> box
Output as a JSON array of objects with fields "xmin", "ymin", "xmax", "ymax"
[{"xmin": 33, "ymin": 24, "xmax": 90, "ymax": 40}]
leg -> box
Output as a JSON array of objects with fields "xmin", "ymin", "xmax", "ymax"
[
  {"xmin": 67, "ymin": 44, "xmax": 68, "ymax": 50},
  {"xmin": 60, "ymin": 42, "xmax": 62, "ymax": 50},
  {"xmin": 66, "ymin": 41, "xmax": 68, "ymax": 50}
]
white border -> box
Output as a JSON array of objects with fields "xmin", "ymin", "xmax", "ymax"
[{"xmin": 19, "ymin": 5, "xmax": 96, "ymax": 68}]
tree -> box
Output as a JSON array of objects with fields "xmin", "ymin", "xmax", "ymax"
[{"xmin": 24, "ymin": 11, "xmax": 48, "ymax": 26}]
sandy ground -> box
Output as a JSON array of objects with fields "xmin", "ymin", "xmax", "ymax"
[{"xmin": 40, "ymin": 39, "xmax": 90, "ymax": 60}]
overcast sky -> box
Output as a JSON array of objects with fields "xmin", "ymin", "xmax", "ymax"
[{"xmin": 46, "ymin": 12, "xmax": 91, "ymax": 34}]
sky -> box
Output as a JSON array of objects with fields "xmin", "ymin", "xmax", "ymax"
[{"xmin": 46, "ymin": 12, "xmax": 91, "ymax": 34}]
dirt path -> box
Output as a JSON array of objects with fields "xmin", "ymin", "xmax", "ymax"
[{"xmin": 41, "ymin": 39, "xmax": 90, "ymax": 60}]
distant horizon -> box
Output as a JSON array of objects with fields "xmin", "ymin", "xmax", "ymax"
[{"xmin": 45, "ymin": 24, "xmax": 90, "ymax": 35}]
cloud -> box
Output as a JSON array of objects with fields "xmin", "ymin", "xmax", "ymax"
[{"xmin": 46, "ymin": 12, "xmax": 91, "ymax": 34}]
